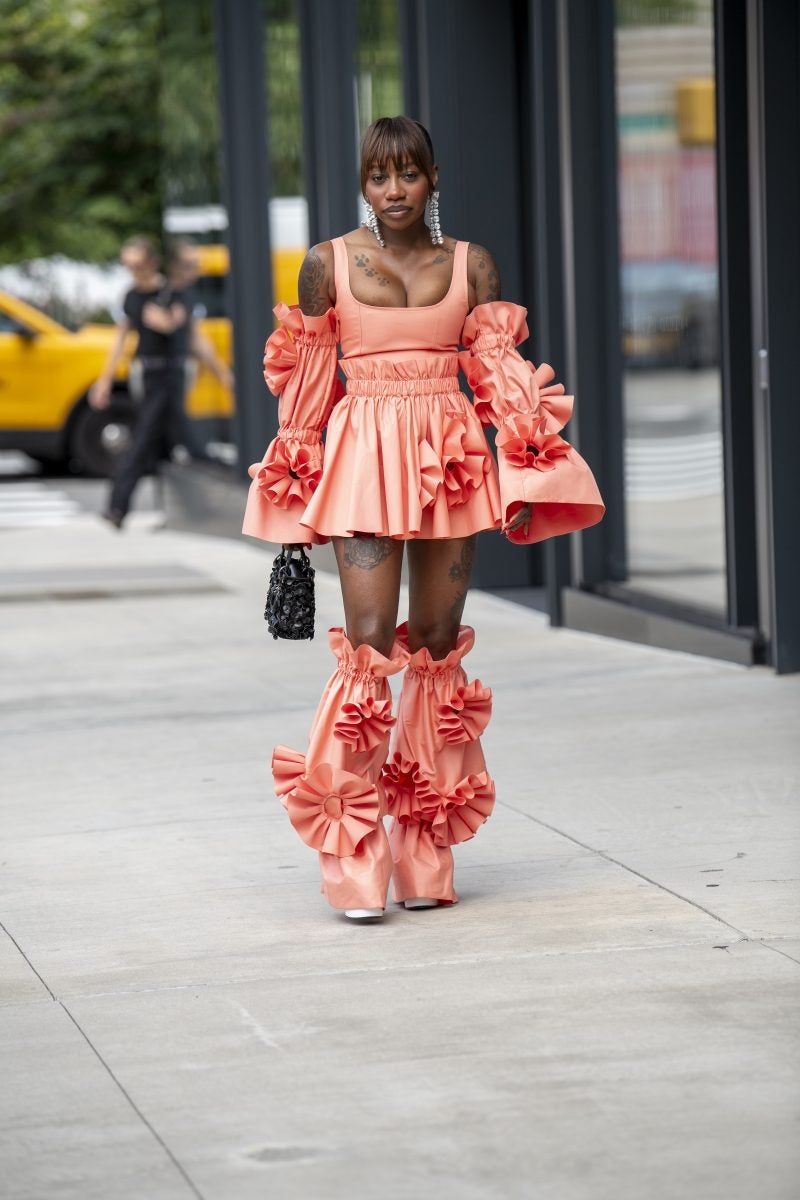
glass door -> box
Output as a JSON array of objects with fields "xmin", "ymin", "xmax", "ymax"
[{"xmin": 614, "ymin": 0, "xmax": 725, "ymax": 612}]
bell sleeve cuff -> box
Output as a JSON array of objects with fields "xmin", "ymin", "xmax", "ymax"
[{"xmin": 459, "ymin": 300, "xmax": 605, "ymax": 543}]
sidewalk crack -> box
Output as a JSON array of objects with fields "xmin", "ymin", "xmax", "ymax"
[
  {"xmin": 497, "ymin": 801, "xmax": 749, "ymax": 937},
  {"xmin": 58, "ymin": 1003, "xmax": 206, "ymax": 1200}
]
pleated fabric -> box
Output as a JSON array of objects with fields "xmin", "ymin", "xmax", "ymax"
[
  {"xmin": 272, "ymin": 629, "xmax": 408, "ymax": 911},
  {"xmin": 384, "ymin": 623, "xmax": 495, "ymax": 904}
]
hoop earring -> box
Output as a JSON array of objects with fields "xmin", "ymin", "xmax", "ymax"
[
  {"xmin": 362, "ymin": 200, "xmax": 385, "ymax": 248},
  {"xmin": 427, "ymin": 190, "xmax": 443, "ymax": 246}
]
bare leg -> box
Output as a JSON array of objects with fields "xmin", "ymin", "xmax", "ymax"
[
  {"xmin": 333, "ymin": 534, "xmax": 404, "ymax": 655},
  {"xmin": 406, "ymin": 534, "xmax": 476, "ymax": 655}
]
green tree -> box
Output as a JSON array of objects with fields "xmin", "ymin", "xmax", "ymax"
[{"xmin": 0, "ymin": 0, "xmax": 163, "ymax": 264}]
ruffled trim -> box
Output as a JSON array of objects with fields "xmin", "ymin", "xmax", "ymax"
[
  {"xmin": 435, "ymin": 680, "xmax": 493, "ymax": 745},
  {"xmin": 247, "ymin": 433, "xmax": 323, "ymax": 509},
  {"xmin": 263, "ymin": 302, "xmax": 339, "ymax": 396},
  {"xmin": 442, "ymin": 412, "xmax": 492, "ymax": 508},
  {"xmin": 271, "ymin": 745, "xmax": 306, "ymax": 810},
  {"xmin": 333, "ymin": 697, "xmax": 396, "ymax": 752},
  {"xmin": 328, "ymin": 627, "xmax": 409, "ymax": 680},
  {"xmin": 460, "ymin": 300, "xmax": 529, "ymax": 353},
  {"xmin": 381, "ymin": 753, "xmax": 438, "ymax": 826},
  {"xmin": 285, "ymin": 763, "xmax": 381, "ymax": 856},
  {"xmin": 430, "ymin": 771, "xmax": 496, "ymax": 846},
  {"xmin": 382, "ymin": 755, "xmax": 495, "ymax": 847},
  {"xmin": 496, "ymin": 414, "xmax": 571, "ymax": 472},
  {"xmin": 394, "ymin": 622, "xmax": 476, "ymax": 675}
]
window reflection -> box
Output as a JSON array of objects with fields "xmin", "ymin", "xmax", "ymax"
[{"xmin": 615, "ymin": 0, "xmax": 725, "ymax": 612}]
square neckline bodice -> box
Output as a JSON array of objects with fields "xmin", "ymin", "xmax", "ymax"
[{"xmin": 332, "ymin": 236, "xmax": 468, "ymax": 313}]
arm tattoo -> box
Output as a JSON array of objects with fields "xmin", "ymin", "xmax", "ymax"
[
  {"xmin": 469, "ymin": 243, "xmax": 501, "ymax": 303},
  {"xmin": 354, "ymin": 253, "xmax": 390, "ymax": 287},
  {"xmin": 343, "ymin": 536, "xmax": 395, "ymax": 570},
  {"xmin": 298, "ymin": 249, "xmax": 329, "ymax": 315},
  {"xmin": 447, "ymin": 537, "xmax": 476, "ymax": 583}
]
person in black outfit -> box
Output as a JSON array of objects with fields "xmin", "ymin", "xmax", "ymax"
[{"xmin": 90, "ymin": 236, "xmax": 190, "ymax": 528}]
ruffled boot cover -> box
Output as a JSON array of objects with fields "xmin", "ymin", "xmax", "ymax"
[
  {"xmin": 383, "ymin": 623, "xmax": 495, "ymax": 904},
  {"xmin": 271, "ymin": 629, "xmax": 408, "ymax": 910}
]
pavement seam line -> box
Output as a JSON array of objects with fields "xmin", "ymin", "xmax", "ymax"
[
  {"xmin": 0, "ymin": 920, "xmax": 56, "ymax": 1001},
  {"xmin": 757, "ymin": 940, "xmax": 800, "ymax": 968},
  {"xmin": 57, "ymin": 1002, "xmax": 207, "ymax": 1200},
  {"xmin": 497, "ymin": 801, "xmax": 750, "ymax": 938}
]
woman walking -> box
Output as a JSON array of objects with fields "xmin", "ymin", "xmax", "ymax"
[{"xmin": 243, "ymin": 116, "xmax": 604, "ymax": 921}]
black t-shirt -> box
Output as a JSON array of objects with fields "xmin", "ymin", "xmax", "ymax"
[{"xmin": 123, "ymin": 285, "xmax": 192, "ymax": 359}]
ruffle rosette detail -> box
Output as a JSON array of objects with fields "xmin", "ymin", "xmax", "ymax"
[
  {"xmin": 285, "ymin": 763, "xmax": 381, "ymax": 857},
  {"xmin": 435, "ymin": 680, "xmax": 493, "ymax": 746},
  {"xmin": 381, "ymin": 753, "xmax": 439, "ymax": 826},
  {"xmin": 247, "ymin": 429, "xmax": 323, "ymax": 510},
  {"xmin": 430, "ymin": 771, "xmax": 496, "ymax": 847},
  {"xmin": 496, "ymin": 414, "xmax": 571, "ymax": 473},
  {"xmin": 271, "ymin": 745, "xmax": 306, "ymax": 796},
  {"xmin": 333, "ymin": 696, "xmax": 396, "ymax": 752},
  {"xmin": 441, "ymin": 412, "xmax": 492, "ymax": 508}
]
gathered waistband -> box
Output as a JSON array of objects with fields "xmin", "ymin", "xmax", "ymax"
[{"xmin": 344, "ymin": 376, "xmax": 462, "ymax": 397}]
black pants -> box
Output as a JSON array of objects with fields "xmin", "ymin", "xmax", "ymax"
[{"xmin": 109, "ymin": 365, "xmax": 185, "ymax": 518}]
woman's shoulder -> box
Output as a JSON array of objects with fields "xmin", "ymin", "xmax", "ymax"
[{"xmin": 465, "ymin": 242, "xmax": 501, "ymax": 306}]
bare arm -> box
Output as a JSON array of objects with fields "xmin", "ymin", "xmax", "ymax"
[
  {"xmin": 89, "ymin": 319, "xmax": 133, "ymax": 409},
  {"xmin": 297, "ymin": 242, "xmax": 335, "ymax": 316},
  {"xmin": 467, "ymin": 243, "xmax": 501, "ymax": 309},
  {"xmin": 191, "ymin": 325, "xmax": 234, "ymax": 389}
]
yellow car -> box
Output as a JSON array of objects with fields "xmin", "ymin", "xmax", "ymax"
[{"xmin": 0, "ymin": 242, "xmax": 304, "ymax": 476}]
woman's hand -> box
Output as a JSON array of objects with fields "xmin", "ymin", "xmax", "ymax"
[{"xmin": 502, "ymin": 503, "xmax": 534, "ymax": 539}]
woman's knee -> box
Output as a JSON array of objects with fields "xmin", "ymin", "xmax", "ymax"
[
  {"xmin": 346, "ymin": 615, "xmax": 397, "ymax": 659},
  {"xmin": 406, "ymin": 619, "xmax": 460, "ymax": 661}
]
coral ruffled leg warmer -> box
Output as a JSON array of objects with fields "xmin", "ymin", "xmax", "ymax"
[
  {"xmin": 272, "ymin": 629, "xmax": 408, "ymax": 911},
  {"xmin": 383, "ymin": 623, "xmax": 495, "ymax": 904}
]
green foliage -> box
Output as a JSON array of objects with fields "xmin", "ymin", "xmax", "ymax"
[
  {"xmin": 0, "ymin": 0, "xmax": 164, "ymax": 264},
  {"xmin": 159, "ymin": 0, "xmax": 220, "ymax": 207},
  {"xmin": 356, "ymin": 0, "xmax": 402, "ymax": 132},
  {"xmin": 265, "ymin": 0, "xmax": 303, "ymax": 196},
  {"xmin": 615, "ymin": 0, "xmax": 699, "ymax": 26}
]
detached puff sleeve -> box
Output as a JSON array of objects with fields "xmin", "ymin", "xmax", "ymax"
[
  {"xmin": 242, "ymin": 303, "xmax": 343, "ymax": 545},
  {"xmin": 458, "ymin": 301, "xmax": 605, "ymax": 545}
]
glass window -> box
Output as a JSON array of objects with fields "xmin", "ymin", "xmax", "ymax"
[
  {"xmin": 615, "ymin": 0, "xmax": 725, "ymax": 613},
  {"xmin": 355, "ymin": 0, "xmax": 402, "ymax": 134}
]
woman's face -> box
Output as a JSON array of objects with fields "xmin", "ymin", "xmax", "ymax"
[{"xmin": 364, "ymin": 157, "xmax": 436, "ymax": 235}]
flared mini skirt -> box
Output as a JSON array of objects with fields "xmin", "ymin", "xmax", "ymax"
[{"xmin": 300, "ymin": 355, "xmax": 503, "ymax": 541}]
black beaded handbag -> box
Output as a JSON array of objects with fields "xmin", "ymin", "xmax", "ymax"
[{"xmin": 264, "ymin": 545, "xmax": 315, "ymax": 640}]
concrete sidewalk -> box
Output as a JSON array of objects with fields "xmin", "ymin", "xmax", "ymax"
[{"xmin": 1, "ymin": 516, "xmax": 798, "ymax": 1200}]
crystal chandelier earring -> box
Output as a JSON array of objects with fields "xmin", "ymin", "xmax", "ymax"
[
  {"xmin": 427, "ymin": 190, "xmax": 443, "ymax": 245},
  {"xmin": 362, "ymin": 199, "xmax": 385, "ymax": 248}
]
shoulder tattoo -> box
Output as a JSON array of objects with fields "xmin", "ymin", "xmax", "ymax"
[
  {"xmin": 298, "ymin": 249, "xmax": 330, "ymax": 315},
  {"xmin": 469, "ymin": 243, "xmax": 501, "ymax": 302}
]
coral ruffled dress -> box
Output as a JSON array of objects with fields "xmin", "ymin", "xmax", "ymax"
[{"xmin": 243, "ymin": 237, "xmax": 604, "ymax": 546}]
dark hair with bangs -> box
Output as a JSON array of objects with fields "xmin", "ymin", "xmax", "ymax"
[{"xmin": 359, "ymin": 116, "xmax": 436, "ymax": 196}]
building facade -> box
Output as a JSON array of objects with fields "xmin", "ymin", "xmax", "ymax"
[{"xmin": 214, "ymin": 0, "xmax": 799, "ymax": 672}]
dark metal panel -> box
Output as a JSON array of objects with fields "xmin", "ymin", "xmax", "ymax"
[
  {"xmin": 213, "ymin": 0, "xmax": 275, "ymax": 475},
  {"xmin": 558, "ymin": 0, "xmax": 626, "ymax": 586},
  {"xmin": 297, "ymin": 0, "xmax": 359, "ymax": 245},
  {"xmin": 749, "ymin": 0, "xmax": 800, "ymax": 672},
  {"xmin": 528, "ymin": 0, "xmax": 572, "ymax": 624},
  {"xmin": 715, "ymin": 0, "xmax": 759, "ymax": 631}
]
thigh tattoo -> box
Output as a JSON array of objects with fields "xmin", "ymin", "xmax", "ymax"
[
  {"xmin": 343, "ymin": 536, "xmax": 395, "ymax": 571},
  {"xmin": 447, "ymin": 538, "xmax": 476, "ymax": 583}
]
